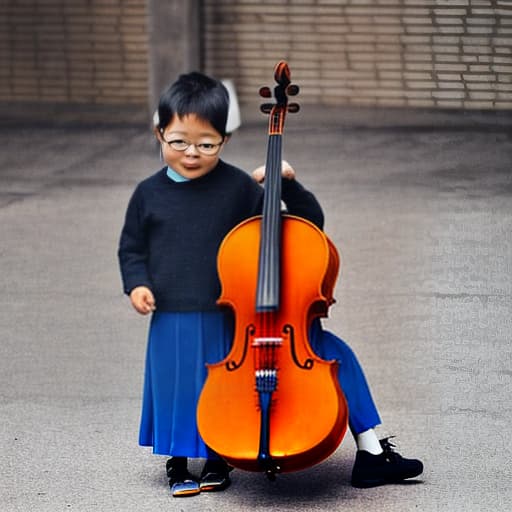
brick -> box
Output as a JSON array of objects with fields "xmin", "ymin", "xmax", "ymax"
[
  {"xmin": 462, "ymin": 73, "xmax": 496, "ymax": 82},
  {"xmin": 435, "ymin": 42, "xmax": 464, "ymax": 55},
  {"xmin": 493, "ymin": 36, "xmax": 512, "ymax": 46},
  {"xmin": 470, "ymin": 64, "xmax": 493, "ymax": 72},
  {"xmin": 470, "ymin": 8, "xmax": 499, "ymax": 16},
  {"xmin": 405, "ymin": 53, "xmax": 433, "ymax": 62},
  {"xmin": 468, "ymin": 91, "xmax": 497, "ymax": 100},
  {"xmin": 403, "ymin": 8, "xmax": 430, "ymax": 16},
  {"xmin": 406, "ymin": 62, "xmax": 435, "ymax": 71},
  {"xmin": 434, "ymin": 63, "xmax": 468, "ymax": 72},
  {"xmin": 466, "ymin": 17, "xmax": 497, "ymax": 26},
  {"xmin": 438, "ymin": 81, "xmax": 465, "ymax": 89},
  {"xmin": 405, "ymin": 25, "xmax": 436, "ymax": 34},
  {"xmin": 435, "ymin": 17, "xmax": 464, "ymax": 26},
  {"xmin": 493, "ymin": 65, "xmax": 512, "ymax": 73},
  {"xmin": 493, "ymin": 55, "xmax": 512, "ymax": 64},
  {"xmin": 496, "ymin": 46, "xmax": 512, "ymax": 55},
  {"xmin": 400, "ymin": 35, "xmax": 431, "ymax": 44},
  {"xmin": 433, "ymin": 9, "xmax": 467, "ymax": 16},
  {"xmin": 404, "ymin": 71, "xmax": 433, "ymax": 80},
  {"xmin": 380, "ymin": 70, "xmax": 404, "ymax": 79},
  {"xmin": 463, "ymin": 45, "xmax": 493, "ymax": 54},
  {"xmin": 435, "ymin": 54, "xmax": 462, "ymax": 63},
  {"xmin": 405, "ymin": 89, "xmax": 433, "ymax": 99},
  {"xmin": 497, "ymin": 74, "xmax": 512, "ymax": 83},
  {"xmin": 433, "ymin": 35, "xmax": 462, "ymax": 45},
  {"xmin": 496, "ymin": 82, "xmax": 512, "ymax": 91},
  {"xmin": 437, "ymin": 26, "xmax": 465, "ymax": 34},
  {"xmin": 466, "ymin": 81, "xmax": 495, "ymax": 90},
  {"xmin": 432, "ymin": 90, "xmax": 465, "ymax": 99},
  {"xmin": 437, "ymin": 72, "xmax": 463, "ymax": 80},
  {"xmin": 376, "ymin": 61, "xmax": 403, "ymax": 70},
  {"xmin": 468, "ymin": 26, "xmax": 498, "ymax": 35},
  {"xmin": 407, "ymin": 80, "xmax": 436, "ymax": 89}
]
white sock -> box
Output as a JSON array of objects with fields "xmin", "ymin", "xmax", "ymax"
[{"xmin": 356, "ymin": 429, "xmax": 383, "ymax": 455}]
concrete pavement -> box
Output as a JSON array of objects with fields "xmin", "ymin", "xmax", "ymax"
[{"xmin": 0, "ymin": 105, "xmax": 511, "ymax": 511}]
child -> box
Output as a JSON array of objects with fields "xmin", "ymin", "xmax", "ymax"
[{"xmin": 118, "ymin": 71, "xmax": 423, "ymax": 497}]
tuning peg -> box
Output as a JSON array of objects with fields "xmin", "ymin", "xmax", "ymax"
[
  {"xmin": 260, "ymin": 103, "xmax": 274, "ymax": 114},
  {"xmin": 287, "ymin": 84, "xmax": 299, "ymax": 96},
  {"xmin": 259, "ymin": 86, "xmax": 272, "ymax": 98},
  {"xmin": 288, "ymin": 103, "xmax": 300, "ymax": 113}
]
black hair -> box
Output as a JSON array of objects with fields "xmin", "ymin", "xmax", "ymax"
[{"xmin": 157, "ymin": 72, "xmax": 229, "ymax": 138}]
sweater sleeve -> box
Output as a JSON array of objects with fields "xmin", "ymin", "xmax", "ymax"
[
  {"xmin": 117, "ymin": 187, "xmax": 152, "ymax": 295},
  {"xmin": 281, "ymin": 178, "xmax": 324, "ymax": 230}
]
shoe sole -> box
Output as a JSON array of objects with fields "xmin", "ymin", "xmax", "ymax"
[
  {"xmin": 352, "ymin": 473, "xmax": 423, "ymax": 489},
  {"xmin": 199, "ymin": 481, "xmax": 231, "ymax": 492},
  {"xmin": 171, "ymin": 480, "xmax": 201, "ymax": 497}
]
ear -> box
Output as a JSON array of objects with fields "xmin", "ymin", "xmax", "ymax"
[{"xmin": 154, "ymin": 126, "xmax": 164, "ymax": 142}]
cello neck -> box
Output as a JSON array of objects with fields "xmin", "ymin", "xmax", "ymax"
[
  {"xmin": 255, "ymin": 61, "xmax": 299, "ymax": 312},
  {"xmin": 255, "ymin": 128, "xmax": 283, "ymax": 312}
]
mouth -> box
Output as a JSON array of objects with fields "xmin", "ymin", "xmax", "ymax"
[{"xmin": 182, "ymin": 162, "xmax": 201, "ymax": 171}]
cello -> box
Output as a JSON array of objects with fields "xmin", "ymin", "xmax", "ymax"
[{"xmin": 196, "ymin": 61, "xmax": 348, "ymax": 478}]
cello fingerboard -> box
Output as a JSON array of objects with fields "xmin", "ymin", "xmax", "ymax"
[{"xmin": 256, "ymin": 133, "xmax": 282, "ymax": 312}]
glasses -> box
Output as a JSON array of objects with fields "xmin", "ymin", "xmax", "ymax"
[{"xmin": 163, "ymin": 138, "xmax": 224, "ymax": 156}]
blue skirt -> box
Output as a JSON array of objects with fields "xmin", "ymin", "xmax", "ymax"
[
  {"xmin": 139, "ymin": 312, "xmax": 380, "ymax": 458},
  {"xmin": 139, "ymin": 311, "xmax": 233, "ymax": 458}
]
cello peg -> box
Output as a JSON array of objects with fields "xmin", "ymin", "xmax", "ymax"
[
  {"xmin": 259, "ymin": 86, "xmax": 272, "ymax": 98},
  {"xmin": 260, "ymin": 103, "xmax": 274, "ymax": 114},
  {"xmin": 287, "ymin": 84, "xmax": 299, "ymax": 96},
  {"xmin": 287, "ymin": 103, "xmax": 300, "ymax": 113}
]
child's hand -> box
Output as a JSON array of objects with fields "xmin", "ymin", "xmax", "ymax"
[
  {"xmin": 130, "ymin": 286, "xmax": 156, "ymax": 315},
  {"xmin": 252, "ymin": 160, "xmax": 296, "ymax": 183}
]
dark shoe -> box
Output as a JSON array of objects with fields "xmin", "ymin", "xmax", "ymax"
[
  {"xmin": 351, "ymin": 437, "xmax": 423, "ymax": 488},
  {"xmin": 166, "ymin": 457, "xmax": 200, "ymax": 497},
  {"xmin": 199, "ymin": 459, "xmax": 233, "ymax": 492}
]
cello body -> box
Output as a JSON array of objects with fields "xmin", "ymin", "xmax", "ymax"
[
  {"xmin": 196, "ymin": 62, "xmax": 348, "ymax": 476},
  {"xmin": 197, "ymin": 215, "xmax": 347, "ymax": 473}
]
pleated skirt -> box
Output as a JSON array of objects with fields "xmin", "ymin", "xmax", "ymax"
[{"xmin": 139, "ymin": 311, "xmax": 233, "ymax": 458}]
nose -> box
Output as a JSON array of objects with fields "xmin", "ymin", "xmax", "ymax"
[{"xmin": 184, "ymin": 143, "xmax": 200, "ymax": 156}]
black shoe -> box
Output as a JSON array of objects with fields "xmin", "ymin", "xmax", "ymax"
[
  {"xmin": 166, "ymin": 457, "xmax": 200, "ymax": 497},
  {"xmin": 351, "ymin": 437, "xmax": 423, "ymax": 488},
  {"xmin": 199, "ymin": 459, "xmax": 233, "ymax": 492}
]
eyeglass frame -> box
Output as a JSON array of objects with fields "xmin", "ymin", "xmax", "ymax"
[{"xmin": 161, "ymin": 137, "xmax": 225, "ymax": 156}]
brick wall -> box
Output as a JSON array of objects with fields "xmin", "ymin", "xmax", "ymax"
[
  {"xmin": 1, "ymin": 1, "xmax": 510, "ymax": 112},
  {"xmin": 203, "ymin": 0, "xmax": 512, "ymax": 109},
  {"xmin": 0, "ymin": 0, "xmax": 148, "ymax": 106}
]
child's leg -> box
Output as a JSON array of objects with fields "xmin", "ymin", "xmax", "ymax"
[
  {"xmin": 309, "ymin": 319, "xmax": 382, "ymax": 436},
  {"xmin": 199, "ymin": 458, "xmax": 233, "ymax": 492},
  {"xmin": 166, "ymin": 457, "xmax": 200, "ymax": 497},
  {"xmin": 309, "ymin": 319, "xmax": 424, "ymax": 487}
]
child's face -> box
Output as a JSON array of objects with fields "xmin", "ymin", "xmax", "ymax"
[{"xmin": 157, "ymin": 114, "xmax": 225, "ymax": 180}]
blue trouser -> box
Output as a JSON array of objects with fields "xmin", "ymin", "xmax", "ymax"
[{"xmin": 309, "ymin": 319, "xmax": 381, "ymax": 435}]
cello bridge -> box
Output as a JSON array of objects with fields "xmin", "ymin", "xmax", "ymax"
[{"xmin": 252, "ymin": 337, "xmax": 283, "ymax": 346}]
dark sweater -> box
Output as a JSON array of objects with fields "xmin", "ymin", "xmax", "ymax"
[{"xmin": 118, "ymin": 160, "xmax": 324, "ymax": 311}]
